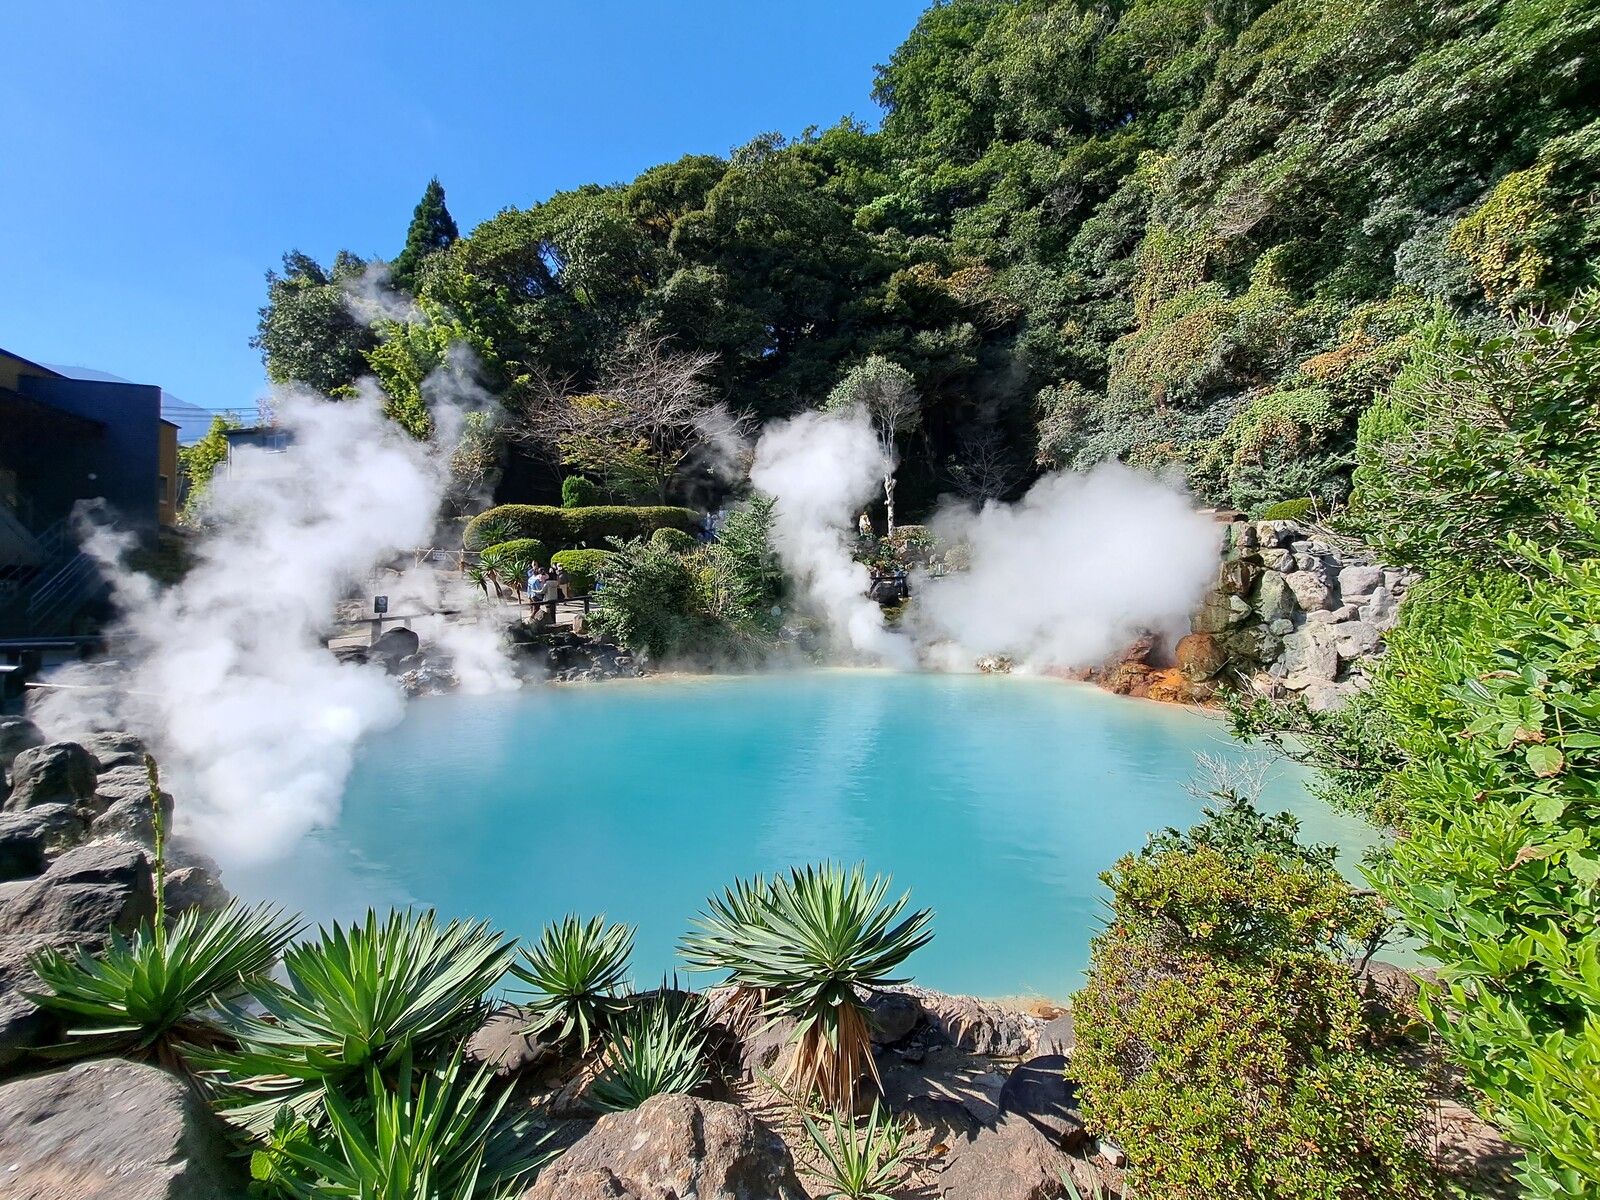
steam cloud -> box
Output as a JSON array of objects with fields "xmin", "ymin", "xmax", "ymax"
[
  {"xmin": 750, "ymin": 407, "xmax": 917, "ymax": 669},
  {"xmin": 751, "ymin": 408, "xmax": 1220, "ymax": 672},
  {"xmin": 32, "ymin": 375, "xmax": 517, "ymax": 865}
]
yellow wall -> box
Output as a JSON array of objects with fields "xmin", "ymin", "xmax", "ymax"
[
  {"xmin": 158, "ymin": 420, "xmax": 179, "ymax": 526},
  {"xmin": 0, "ymin": 348, "xmax": 60, "ymax": 392}
]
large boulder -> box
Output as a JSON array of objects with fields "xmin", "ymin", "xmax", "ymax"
[
  {"xmin": 5, "ymin": 743, "xmax": 96, "ymax": 811},
  {"xmin": 465, "ymin": 1006, "xmax": 556, "ymax": 1077},
  {"xmin": 904, "ymin": 987, "xmax": 1040, "ymax": 1057},
  {"xmin": 1337, "ymin": 563, "xmax": 1386, "ymax": 600},
  {"xmin": 82, "ymin": 731, "xmax": 148, "ymax": 770},
  {"xmin": 0, "ymin": 841, "xmax": 156, "ymax": 945},
  {"xmin": 1174, "ymin": 632, "xmax": 1227, "ymax": 682},
  {"xmin": 0, "ymin": 717, "xmax": 45, "ymax": 783},
  {"xmin": 520, "ymin": 1094, "xmax": 806, "ymax": 1200},
  {"xmin": 370, "ymin": 627, "xmax": 421, "ymax": 664},
  {"xmin": 940, "ymin": 1114, "xmax": 1092, "ymax": 1200},
  {"xmin": 1281, "ymin": 627, "xmax": 1340, "ymax": 688},
  {"xmin": 1035, "ymin": 1012, "xmax": 1075, "ymax": 1057},
  {"xmin": 5, "ymin": 803, "xmax": 91, "ymax": 857},
  {"xmin": 1252, "ymin": 571, "xmax": 1298, "ymax": 624},
  {"xmin": 867, "ymin": 989, "xmax": 923, "ymax": 1045},
  {"xmin": 0, "ymin": 1058, "xmax": 241, "ymax": 1198},
  {"xmin": 1282, "ymin": 570, "xmax": 1335, "ymax": 612},
  {"xmin": 998, "ymin": 1056, "xmax": 1088, "ymax": 1152},
  {"xmin": 0, "ymin": 813, "xmax": 47, "ymax": 882},
  {"xmin": 93, "ymin": 763, "xmax": 155, "ymax": 808}
]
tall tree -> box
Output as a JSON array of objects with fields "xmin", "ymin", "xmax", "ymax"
[
  {"xmin": 391, "ymin": 177, "xmax": 460, "ymax": 290},
  {"xmin": 252, "ymin": 251, "xmax": 376, "ymax": 395},
  {"xmin": 824, "ymin": 356, "xmax": 922, "ymax": 534}
]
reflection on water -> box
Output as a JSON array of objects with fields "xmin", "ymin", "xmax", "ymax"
[{"xmin": 229, "ymin": 672, "xmax": 1381, "ymax": 1000}]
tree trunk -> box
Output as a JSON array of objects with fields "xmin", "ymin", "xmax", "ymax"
[{"xmin": 884, "ymin": 473, "xmax": 897, "ymax": 536}]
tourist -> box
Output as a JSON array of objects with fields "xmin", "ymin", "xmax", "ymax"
[
  {"xmin": 528, "ymin": 569, "xmax": 548, "ymax": 613},
  {"xmin": 858, "ymin": 511, "xmax": 873, "ymax": 540},
  {"xmin": 553, "ymin": 564, "xmax": 570, "ymax": 601}
]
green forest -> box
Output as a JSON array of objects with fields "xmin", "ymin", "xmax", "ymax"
[{"xmin": 256, "ymin": 0, "xmax": 1599, "ymax": 519}]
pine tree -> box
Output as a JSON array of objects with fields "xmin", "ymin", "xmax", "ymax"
[{"xmin": 390, "ymin": 177, "xmax": 459, "ymax": 290}]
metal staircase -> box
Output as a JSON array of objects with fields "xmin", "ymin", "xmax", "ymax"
[{"xmin": 0, "ymin": 515, "xmax": 108, "ymax": 637}]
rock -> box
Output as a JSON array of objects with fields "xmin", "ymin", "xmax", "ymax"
[
  {"xmin": 91, "ymin": 789, "xmax": 173, "ymax": 848},
  {"xmin": 999, "ymin": 1056, "xmax": 1089, "ymax": 1152},
  {"xmin": 82, "ymin": 731, "xmax": 148, "ymax": 770},
  {"xmin": 4, "ymin": 743, "xmax": 96, "ymax": 811},
  {"xmin": 1338, "ymin": 564, "xmax": 1386, "ymax": 599},
  {"xmin": 0, "ymin": 841, "xmax": 155, "ymax": 944},
  {"xmin": 733, "ymin": 1013, "xmax": 797, "ymax": 1083},
  {"xmin": 1174, "ymin": 633, "xmax": 1227, "ymax": 682},
  {"xmin": 905, "ymin": 987, "xmax": 1040, "ymax": 1057},
  {"xmin": 1332, "ymin": 619, "xmax": 1384, "ymax": 659},
  {"xmin": 466, "ymin": 1006, "xmax": 556, "ymax": 1077},
  {"xmin": 940, "ymin": 1114, "xmax": 1081, "ymax": 1200},
  {"xmin": 868, "ymin": 990, "xmax": 922, "ymax": 1045},
  {"xmin": 900, "ymin": 1093, "xmax": 983, "ymax": 1143},
  {"xmin": 1254, "ymin": 520, "xmax": 1300, "ymax": 548},
  {"xmin": 1217, "ymin": 558, "xmax": 1260, "ymax": 596},
  {"xmin": 1035, "ymin": 1012, "xmax": 1075, "ymax": 1057},
  {"xmin": 1303, "ymin": 683, "xmax": 1354, "ymax": 713},
  {"xmin": 1258, "ymin": 547, "xmax": 1294, "ymax": 571},
  {"xmin": 163, "ymin": 865, "xmax": 230, "ymax": 915},
  {"xmin": 0, "ymin": 718, "xmax": 44, "ymax": 782},
  {"xmin": 1, "ymin": 804, "xmax": 89, "ymax": 856},
  {"xmin": 521, "ymin": 1094, "xmax": 805, "ymax": 1200},
  {"xmin": 1361, "ymin": 585, "xmax": 1401, "ymax": 630},
  {"xmin": 1191, "ymin": 592, "xmax": 1243, "ymax": 634},
  {"xmin": 1281, "ymin": 627, "xmax": 1339, "ymax": 688},
  {"xmin": 1227, "ymin": 594, "xmax": 1252, "ymax": 616},
  {"xmin": 92, "ymin": 763, "xmax": 156, "ymax": 808},
  {"xmin": 0, "ymin": 1058, "xmax": 239, "ymax": 1198},
  {"xmin": 1253, "ymin": 571, "xmax": 1298, "ymax": 623},
  {"xmin": 1282, "ymin": 570, "xmax": 1334, "ymax": 612},
  {"xmin": 0, "ymin": 814, "xmax": 46, "ymax": 882},
  {"xmin": 0, "ymin": 951, "xmax": 54, "ymax": 1071},
  {"xmin": 1268, "ymin": 617, "xmax": 1296, "ymax": 636}
]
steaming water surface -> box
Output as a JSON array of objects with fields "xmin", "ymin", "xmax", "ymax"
[{"xmin": 229, "ymin": 672, "xmax": 1380, "ymax": 1000}]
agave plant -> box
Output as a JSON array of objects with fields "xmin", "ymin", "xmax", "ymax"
[
  {"xmin": 587, "ymin": 990, "xmax": 709, "ymax": 1113},
  {"xmin": 25, "ymin": 901, "xmax": 301, "ymax": 1067},
  {"xmin": 201, "ymin": 909, "xmax": 515, "ymax": 1131},
  {"xmin": 802, "ymin": 1100, "xmax": 912, "ymax": 1200},
  {"xmin": 682, "ymin": 863, "xmax": 933, "ymax": 1109},
  {"xmin": 259, "ymin": 1046, "xmax": 555, "ymax": 1200},
  {"xmin": 510, "ymin": 914, "xmax": 633, "ymax": 1052}
]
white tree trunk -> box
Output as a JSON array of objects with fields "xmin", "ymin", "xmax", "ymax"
[{"xmin": 884, "ymin": 473, "xmax": 897, "ymax": 536}]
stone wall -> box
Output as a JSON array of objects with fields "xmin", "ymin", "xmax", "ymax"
[{"xmin": 1175, "ymin": 519, "xmax": 1414, "ymax": 711}]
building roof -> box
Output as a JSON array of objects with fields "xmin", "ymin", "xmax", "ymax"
[{"xmin": 42, "ymin": 363, "xmax": 237, "ymax": 445}]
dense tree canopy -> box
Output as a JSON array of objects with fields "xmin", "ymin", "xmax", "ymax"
[{"xmin": 255, "ymin": 0, "xmax": 1600, "ymax": 515}]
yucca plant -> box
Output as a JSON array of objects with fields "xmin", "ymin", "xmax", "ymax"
[
  {"xmin": 587, "ymin": 990, "xmax": 709, "ymax": 1113},
  {"xmin": 25, "ymin": 901, "xmax": 301, "ymax": 1068},
  {"xmin": 683, "ymin": 863, "xmax": 933, "ymax": 1109},
  {"xmin": 802, "ymin": 1100, "xmax": 913, "ymax": 1200},
  {"xmin": 258, "ymin": 1046, "xmax": 555, "ymax": 1200},
  {"xmin": 200, "ymin": 909, "xmax": 515, "ymax": 1132},
  {"xmin": 510, "ymin": 914, "xmax": 633, "ymax": 1052},
  {"xmin": 679, "ymin": 874, "xmax": 775, "ymax": 1025}
]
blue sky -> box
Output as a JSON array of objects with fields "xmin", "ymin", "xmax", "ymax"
[{"xmin": 1, "ymin": 0, "xmax": 928, "ymax": 413}]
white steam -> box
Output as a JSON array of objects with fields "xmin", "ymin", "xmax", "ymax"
[
  {"xmin": 911, "ymin": 464, "xmax": 1222, "ymax": 669},
  {"xmin": 750, "ymin": 409, "xmax": 1220, "ymax": 673},
  {"xmin": 33, "ymin": 377, "xmax": 517, "ymax": 864},
  {"xmin": 750, "ymin": 407, "xmax": 915, "ymax": 668}
]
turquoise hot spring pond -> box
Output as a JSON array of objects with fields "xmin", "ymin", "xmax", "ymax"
[{"xmin": 229, "ymin": 671, "xmax": 1382, "ymax": 1001}]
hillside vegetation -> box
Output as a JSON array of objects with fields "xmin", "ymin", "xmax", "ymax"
[{"xmin": 257, "ymin": 0, "xmax": 1599, "ymax": 516}]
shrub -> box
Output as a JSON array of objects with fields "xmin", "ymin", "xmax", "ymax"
[
  {"xmin": 651, "ymin": 526, "xmax": 697, "ymax": 553},
  {"xmin": 256, "ymin": 1048, "xmax": 553, "ymax": 1199},
  {"xmin": 561, "ymin": 475, "xmax": 600, "ymax": 508},
  {"xmin": 680, "ymin": 863, "xmax": 933, "ymax": 1109},
  {"xmin": 882, "ymin": 524, "xmax": 939, "ymax": 569},
  {"xmin": 510, "ymin": 915, "xmax": 633, "ymax": 1052},
  {"xmin": 587, "ymin": 992, "xmax": 709, "ymax": 1113},
  {"xmin": 27, "ymin": 902, "xmax": 301, "ymax": 1066},
  {"xmin": 479, "ymin": 539, "xmax": 547, "ymax": 580},
  {"xmin": 1072, "ymin": 823, "xmax": 1435, "ymax": 1199},
  {"xmin": 1258, "ymin": 497, "xmax": 1315, "ymax": 521},
  {"xmin": 203, "ymin": 910, "xmax": 516, "ymax": 1132},
  {"xmin": 550, "ymin": 549, "xmax": 613, "ymax": 595},
  {"xmin": 462, "ymin": 505, "xmax": 700, "ymax": 552},
  {"xmin": 801, "ymin": 1100, "xmax": 912, "ymax": 1200}
]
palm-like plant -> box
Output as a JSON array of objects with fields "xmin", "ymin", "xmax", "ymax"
[
  {"xmin": 510, "ymin": 914, "xmax": 633, "ymax": 1052},
  {"xmin": 802, "ymin": 1100, "xmax": 913, "ymax": 1200},
  {"xmin": 25, "ymin": 901, "xmax": 301, "ymax": 1068},
  {"xmin": 201, "ymin": 909, "xmax": 515, "ymax": 1131},
  {"xmin": 587, "ymin": 991, "xmax": 708, "ymax": 1113},
  {"xmin": 261, "ymin": 1047, "xmax": 555, "ymax": 1200},
  {"xmin": 681, "ymin": 863, "xmax": 933, "ymax": 1109},
  {"xmin": 678, "ymin": 874, "xmax": 775, "ymax": 1024}
]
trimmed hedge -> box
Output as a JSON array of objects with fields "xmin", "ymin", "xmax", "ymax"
[
  {"xmin": 479, "ymin": 539, "xmax": 548, "ymax": 578},
  {"xmin": 1258, "ymin": 497, "xmax": 1315, "ymax": 521},
  {"xmin": 650, "ymin": 526, "xmax": 697, "ymax": 553},
  {"xmin": 551, "ymin": 549, "xmax": 613, "ymax": 594},
  {"xmin": 561, "ymin": 476, "xmax": 600, "ymax": 508},
  {"xmin": 463, "ymin": 504, "xmax": 700, "ymax": 552}
]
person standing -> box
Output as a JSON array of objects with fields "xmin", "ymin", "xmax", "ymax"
[{"xmin": 858, "ymin": 511, "xmax": 873, "ymax": 540}]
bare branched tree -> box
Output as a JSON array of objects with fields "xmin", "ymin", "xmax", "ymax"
[
  {"xmin": 944, "ymin": 426, "xmax": 1023, "ymax": 503},
  {"xmin": 510, "ymin": 333, "xmax": 744, "ymax": 504}
]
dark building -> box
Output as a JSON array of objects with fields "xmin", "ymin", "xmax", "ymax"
[{"xmin": 0, "ymin": 347, "xmax": 181, "ymax": 636}]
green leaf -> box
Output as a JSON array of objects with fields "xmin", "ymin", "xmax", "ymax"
[{"xmin": 1526, "ymin": 744, "xmax": 1565, "ymax": 778}]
